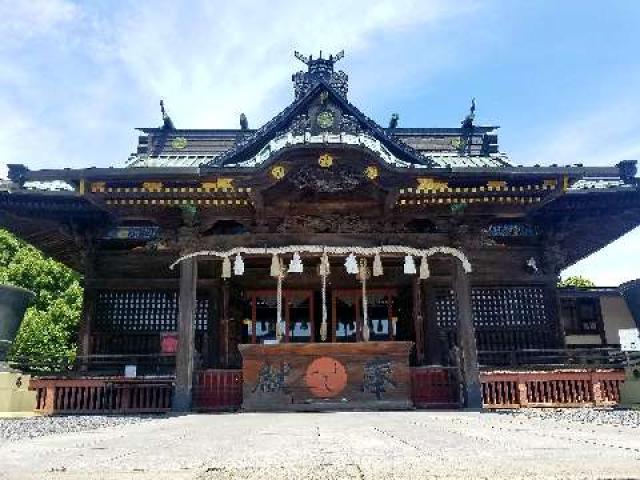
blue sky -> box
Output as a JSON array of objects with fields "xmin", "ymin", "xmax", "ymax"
[{"xmin": 1, "ymin": 0, "xmax": 639, "ymax": 285}]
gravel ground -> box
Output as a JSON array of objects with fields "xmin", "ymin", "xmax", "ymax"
[
  {"xmin": 0, "ymin": 409, "xmax": 639, "ymax": 479},
  {"xmin": 0, "ymin": 415, "xmax": 156, "ymax": 442},
  {"xmin": 504, "ymin": 407, "xmax": 640, "ymax": 428}
]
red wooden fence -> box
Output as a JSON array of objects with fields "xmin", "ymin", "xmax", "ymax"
[
  {"xmin": 411, "ymin": 367, "xmax": 459, "ymax": 408},
  {"xmin": 30, "ymin": 377, "xmax": 173, "ymax": 414},
  {"xmin": 30, "ymin": 368, "xmax": 624, "ymax": 414},
  {"xmin": 480, "ymin": 369, "xmax": 625, "ymax": 408},
  {"xmin": 193, "ymin": 369, "xmax": 243, "ymax": 411}
]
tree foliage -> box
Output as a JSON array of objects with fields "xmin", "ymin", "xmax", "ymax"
[
  {"xmin": 0, "ymin": 229, "xmax": 82, "ymax": 371},
  {"xmin": 558, "ymin": 275, "xmax": 596, "ymax": 288}
]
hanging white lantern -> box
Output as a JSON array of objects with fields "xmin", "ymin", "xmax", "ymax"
[
  {"xmin": 419, "ymin": 255, "xmax": 430, "ymax": 280},
  {"xmin": 372, "ymin": 252, "xmax": 383, "ymax": 277},
  {"xmin": 345, "ymin": 253, "xmax": 359, "ymax": 275},
  {"xmin": 270, "ymin": 254, "xmax": 281, "ymax": 277},
  {"xmin": 403, "ymin": 254, "xmax": 416, "ymax": 274},
  {"xmin": 221, "ymin": 256, "xmax": 231, "ymax": 278},
  {"xmin": 288, "ymin": 251, "xmax": 303, "ymax": 273},
  {"xmin": 233, "ymin": 253, "xmax": 245, "ymax": 276}
]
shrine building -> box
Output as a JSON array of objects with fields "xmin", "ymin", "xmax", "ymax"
[{"xmin": 2, "ymin": 51, "xmax": 639, "ymax": 413}]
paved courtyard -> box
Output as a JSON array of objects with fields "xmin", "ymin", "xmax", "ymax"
[{"xmin": 1, "ymin": 410, "xmax": 639, "ymax": 479}]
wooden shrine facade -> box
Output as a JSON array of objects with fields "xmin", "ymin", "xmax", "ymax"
[{"xmin": 2, "ymin": 51, "xmax": 640, "ymax": 411}]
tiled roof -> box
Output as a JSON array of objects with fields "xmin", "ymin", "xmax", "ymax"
[
  {"xmin": 130, "ymin": 81, "xmax": 505, "ymax": 170},
  {"xmin": 419, "ymin": 153, "xmax": 510, "ymax": 168},
  {"xmin": 206, "ymin": 80, "xmax": 437, "ymax": 168},
  {"xmin": 127, "ymin": 150, "xmax": 510, "ymax": 170},
  {"xmin": 135, "ymin": 129, "xmax": 252, "ymax": 158},
  {"xmin": 568, "ymin": 177, "xmax": 634, "ymax": 191},
  {"xmin": 23, "ymin": 180, "xmax": 75, "ymax": 192},
  {"xmin": 127, "ymin": 154, "xmax": 218, "ymax": 168},
  {"xmin": 0, "ymin": 180, "xmax": 12, "ymax": 192}
]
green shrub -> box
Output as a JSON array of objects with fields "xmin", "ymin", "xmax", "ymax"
[
  {"xmin": 0, "ymin": 230, "xmax": 82, "ymax": 371},
  {"xmin": 557, "ymin": 275, "xmax": 596, "ymax": 288}
]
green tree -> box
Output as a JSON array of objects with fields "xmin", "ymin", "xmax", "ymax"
[
  {"xmin": 558, "ymin": 275, "xmax": 596, "ymax": 288},
  {"xmin": 0, "ymin": 229, "xmax": 82, "ymax": 371}
]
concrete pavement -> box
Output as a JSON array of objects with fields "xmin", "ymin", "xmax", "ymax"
[{"xmin": 1, "ymin": 410, "xmax": 639, "ymax": 479}]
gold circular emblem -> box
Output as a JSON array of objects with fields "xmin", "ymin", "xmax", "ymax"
[
  {"xmin": 450, "ymin": 137, "xmax": 462, "ymax": 149},
  {"xmin": 171, "ymin": 137, "xmax": 188, "ymax": 149},
  {"xmin": 271, "ymin": 165, "xmax": 286, "ymax": 180},
  {"xmin": 318, "ymin": 153, "xmax": 333, "ymax": 168},
  {"xmin": 364, "ymin": 165, "xmax": 379, "ymax": 180},
  {"xmin": 317, "ymin": 110, "xmax": 334, "ymax": 129}
]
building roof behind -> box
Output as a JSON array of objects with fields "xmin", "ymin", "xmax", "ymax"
[
  {"xmin": 127, "ymin": 52, "xmax": 506, "ymax": 170},
  {"xmin": 128, "ymin": 125, "xmax": 506, "ymax": 169}
]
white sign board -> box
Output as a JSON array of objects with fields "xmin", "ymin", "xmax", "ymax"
[
  {"xmin": 124, "ymin": 364, "xmax": 137, "ymax": 378},
  {"xmin": 619, "ymin": 328, "xmax": 640, "ymax": 352}
]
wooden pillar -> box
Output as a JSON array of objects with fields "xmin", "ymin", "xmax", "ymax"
[
  {"xmin": 412, "ymin": 278, "xmax": 425, "ymax": 364},
  {"xmin": 355, "ymin": 297, "xmax": 361, "ymax": 342},
  {"xmin": 220, "ymin": 282, "xmax": 230, "ymax": 367},
  {"xmin": 78, "ymin": 250, "xmax": 95, "ymax": 371},
  {"xmin": 547, "ymin": 284, "xmax": 567, "ymax": 348},
  {"xmin": 206, "ymin": 285, "xmax": 218, "ymax": 368},
  {"xmin": 423, "ymin": 282, "xmax": 443, "ymax": 365},
  {"xmin": 453, "ymin": 261, "xmax": 482, "ymax": 409},
  {"xmin": 173, "ymin": 258, "xmax": 197, "ymax": 411},
  {"xmin": 78, "ymin": 287, "xmax": 96, "ymax": 371}
]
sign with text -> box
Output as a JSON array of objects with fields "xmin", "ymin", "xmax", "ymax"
[
  {"xmin": 160, "ymin": 333, "xmax": 179, "ymax": 354},
  {"xmin": 124, "ymin": 365, "xmax": 137, "ymax": 378},
  {"xmin": 619, "ymin": 328, "xmax": 640, "ymax": 352}
]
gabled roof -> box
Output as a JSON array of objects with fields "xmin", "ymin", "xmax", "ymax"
[
  {"xmin": 202, "ymin": 80, "xmax": 437, "ymax": 169},
  {"xmin": 128, "ymin": 79, "xmax": 509, "ymax": 170}
]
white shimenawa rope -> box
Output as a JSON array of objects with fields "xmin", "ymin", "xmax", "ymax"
[
  {"xmin": 319, "ymin": 251, "xmax": 330, "ymax": 342},
  {"xmin": 275, "ymin": 272, "xmax": 284, "ymax": 341},
  {"xmin": 361, "ymin": 260, "xmax": 369, "ymax": 342},
  {"xmin": 320, "ymin": 273, "xmax": 328, "ymax": 341},
  {"xmin": 171, "ymin": 245, "xmax": 472, "ymax": 344},
  {"xmin": 170, "ymin": 245, "xmax": 472, "ymax": 273}
]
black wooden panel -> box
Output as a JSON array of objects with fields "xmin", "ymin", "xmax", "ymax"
[
  {"xmin": 94, "ymin": 290, "xmax": 208, "ymax": 332},
  {"xmin": 434, "ymin": 286, "xmax": 559, "ymax": 351}
]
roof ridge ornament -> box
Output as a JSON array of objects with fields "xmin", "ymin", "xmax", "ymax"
[
  {"xmin": 160, "ymin": 99, "xmax": 175, "ymax": 130},
  {"xmin": 292, "ymin": 50, "xmax": 348, "ymax": 99},
  {"xmin": 388, "ymin": 113, "xmax": 399, "ymax": 129},
  {"xmin": 461, "ymin": 97, "xmax": 476, "ymax": 129},
  {"xmin": 240, "ymin": 113, "xmax": 249, "ymax": 130},
  {"xmin": 294, "ymin": 50, "xmax": 344, "ymax": 67}
]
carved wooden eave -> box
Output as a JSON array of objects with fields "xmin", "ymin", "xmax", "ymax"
[
  {"xmin": 3, "ymin": 161, "xmax": 636, "ymax": 256},
  {"xmin": 534, "ymin": 186, "xmax": 640, "ymax": 268},
  {"xmin": 0, "ymin": 194, "xmax": 106, "ymax": 271}
]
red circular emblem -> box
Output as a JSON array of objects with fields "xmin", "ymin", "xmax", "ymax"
[{"xmin": 305, "ymin": 356, "xmax": 348, "ymax": 398}]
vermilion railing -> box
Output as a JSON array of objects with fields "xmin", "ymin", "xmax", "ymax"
[
  {"xmin": 480, "ymin": 369, "xmax": 625, "ymax": 408},
  {"xmin": 193, "ymin": 369, "xmax": 243, "ymax": 411},
  {"xmin": 30, "ymin": 377, "xmax": 173, "ymax": 414},
  {"xmin": 411, "ymin": 367, "xmax": 459, "ymax": 408},
  {"xmin": 29, "ymin": 368, "xmax": 625, "ymax": 414}
]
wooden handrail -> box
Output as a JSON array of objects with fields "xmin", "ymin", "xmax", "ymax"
[
  {"xmin": 480, "ymin": 368, "xmax": 625, "ymax": 408},
  {"xmin": 29, "ymin": 376, "xmax": 174, "ymax": 415}
]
